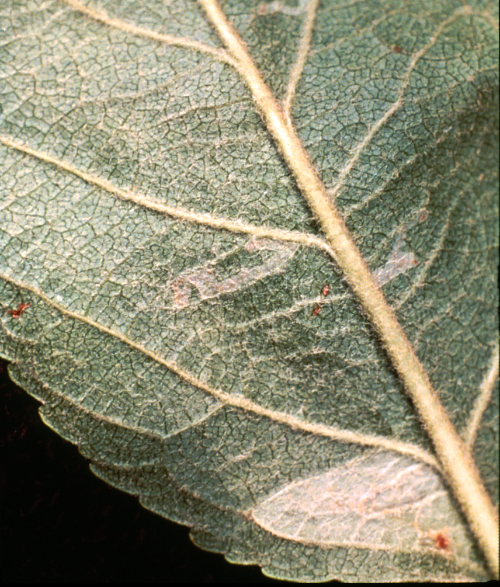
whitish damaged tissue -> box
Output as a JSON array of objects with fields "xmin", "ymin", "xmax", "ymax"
[
  {"xmin": 252, "ymin": 451, "xmax": 474, "ymax": 559},
  {"xmin": 172, "ymin": 238, "xmax": 298, "ymax": 309},
  {"xmin": 373, "ymin": 233, "xmax": 417, "ymax": 287},
  {"xmin": 257, "ymin": 0, "xmax": 308, "ymax": 16}
]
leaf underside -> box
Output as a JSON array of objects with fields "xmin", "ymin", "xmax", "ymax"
[{"xmin": 0, "ymin": 0, "xmax": 498, "ymax": 582}]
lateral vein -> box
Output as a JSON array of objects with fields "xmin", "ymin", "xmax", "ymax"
[
  {"xmin": 464, "ymin": 341, "xmax": 499, "ymax": 450},
  {"xmin": 283, "ymin": 0, "xmax": 321, "ymax": 119},
  {"xmin": 0, "ymin": 271, "xmax": 439, "ymax": 470},
  {"xmin": 60, "ymin": 0, "xmax": 237, "ymax": 67},
  {"xmin": 0, "ymin": 133, "xmax": 332, "ymax": 256},
  {"xmin": 328, "ymin": 7, "xmax": 469, "ymax": 202}
]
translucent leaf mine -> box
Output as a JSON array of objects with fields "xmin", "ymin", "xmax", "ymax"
[{"xmin": 253, "ymin": 451, "xmax": 474, "ymax": 560}]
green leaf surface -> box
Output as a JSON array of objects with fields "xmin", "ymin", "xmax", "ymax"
[{"xmin": 0, "ymin": 0, "xmax": 498, "ymax": 582}]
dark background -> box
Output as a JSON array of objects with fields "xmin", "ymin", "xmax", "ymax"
[{"xmin": 1, "ymin": 358, "xmax": 282, "ymax": 584}]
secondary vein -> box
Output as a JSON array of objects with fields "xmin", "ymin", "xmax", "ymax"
[
  {"xmin": 465, "ymin": 341, "xmax": 500, "ymax": 450},
  {"xmin": 283, "ymin": 0, "xmax": 321, "ymax": 119},
  {"xmin": 0, "ymin": 271, "xmax": 439, "ymax": 469},
  {"xmin": 0, "ymin": 134, "xmax": 332, "ymax": 255},
  {"xmin": 61, "ymin": 0, "xmax": 237, "ymax": 67}
]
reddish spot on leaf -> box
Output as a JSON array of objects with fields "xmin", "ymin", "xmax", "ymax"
[
  {"xmin": 257, "ymin": 3, "xmax": 267, "ymax": 14},
  {"xmin": 392, "ymin": 45, "xmax": 403, "ymax": 53},
  {"xmin": 418, "ymin": 209, "xmax": 428, "ymax": 222},
  {"xmin": 321, "ymin": 284, "xmax": 330, "ymax": 296},
  {"xmin": 312, "ymin": 304, "xmax": 321, "ymax": 316},
  {"xmin": 434, "ymin": 531, "xmax": 450, "ymax": 551},
  {"xmin": 7, "ymin": 302, "xmax": 31, "ymax": 318}
]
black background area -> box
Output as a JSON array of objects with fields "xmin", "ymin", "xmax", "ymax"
[{"xmin": 0, "ymin": 359, "xmax": 283, "ymax": 583}]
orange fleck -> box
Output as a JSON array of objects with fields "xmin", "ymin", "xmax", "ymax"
[
  {"xmin": 7, "ymin": 302, "xmax": 31, "ymax": 318},
  {"xmin": 393, "ymin": 45, "xmax": 403, "ymax": 53},
  {"xmin": 312, "ymin": 304, "xmax": 321, "ymax": 316},
  {"xmin": 321, "ymin": 284, "xmax": 330, "ymax": 296}
]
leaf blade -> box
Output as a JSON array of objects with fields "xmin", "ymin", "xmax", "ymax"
[{"xmin": 1, "ymin": 0, "xmax": 498, "ymax": 581}]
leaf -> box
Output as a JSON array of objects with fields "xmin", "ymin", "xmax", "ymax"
[{"xmin": 0, "ymin": 0, "xmax": 498, "ymax": 582}]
